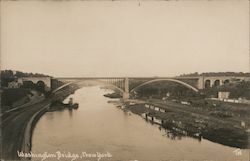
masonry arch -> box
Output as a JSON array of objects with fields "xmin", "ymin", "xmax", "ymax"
[
  {"xmin": 204, "ymin": 80, "xmax": 211, "ymax": 89},
  {"xmin": 213, "ymin": 80, "xmax": 220, "ymax": 87},
  {"xmin": 223, "ymin": 79, "xmax": 230, "ymax": 84},
  {"xmin": 36, "ymin": 80, "xmax": 46, "ymax": 92}
]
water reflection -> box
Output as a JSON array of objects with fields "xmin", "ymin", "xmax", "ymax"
[
  {"xmin": 32, "ymin": 86, "xmax": 249, "ymax": 161},
  {"xmin": 68, "ymin": 109, "xmax": 73, "ymax": 118},
  {"xmin": 44, "ymin": 112, "xmax": 54, "ymax": 121}
]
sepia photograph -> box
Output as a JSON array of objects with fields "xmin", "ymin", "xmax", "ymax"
[{"xmin": 0, "ymin": 0, "xmax": 250, "ymax": 161}]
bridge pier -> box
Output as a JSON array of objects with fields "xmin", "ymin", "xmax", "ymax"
[
  {"xmin": 197, "ymin": 77, "xmax": 205, "ymax": 89},
  {"xmin": 123, "ymin": 77, "xmax": 129, "ymax": 99},
  {"xmin": 123, "ymin": 92, "xmax": 130, "ymax": 99}
]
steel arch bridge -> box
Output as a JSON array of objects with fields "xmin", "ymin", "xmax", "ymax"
[{"xmin": 52, "ymin": 77, "xmax": 200, "ymax": 99}]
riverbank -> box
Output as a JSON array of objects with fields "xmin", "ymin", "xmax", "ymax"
[
  {"xmin": 24, "ymin": 86, "xmax": 80, "ymax": 153},
  {"xmin": 1, "ymin": 85, "xmax": 79, "ymax": 160},
  {"xmin": 1, "ymin": 88, "xmax": 31, "ymax": 112},
  {"xmin": 112, "ymin": 98, "xmax": 250, "ymax": 149}
]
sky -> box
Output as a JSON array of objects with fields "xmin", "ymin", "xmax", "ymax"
[{"xmin": 1, "ymin": 0, "xmax": 249, "ymax": 77}]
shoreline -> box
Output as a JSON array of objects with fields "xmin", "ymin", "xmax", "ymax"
[
  {"xmin": 23, "ymin": 87, "xmax": 80, "ymax": 159},
  {"xmin": 108, "ymin": 97, "xmax": 250, "ymax": 149},
  {"xmin": 0, "ymin": 86, "xmax": 80, "ymax": 160},
  {"xmin": 21, "ymin": 103, "xmax": 50, "ymax": 155},
  {"xmin": 27, "ymin": 86, "xmax": 80, "ymax": 147}
]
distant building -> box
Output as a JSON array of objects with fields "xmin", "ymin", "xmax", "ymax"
[
  {"xmin": 218, "ymin": 91, "xmax": 230, "ymax": 100},
  {"xmin": 17, "ymin": 77, "xmax": 51, "ymax": 91},
  {"xmin": 17, "ymin": 78, "xmax": 23, "ymax": 84},
  {"xmin": 8, "ymin": 80, "xmax": 21, "ymax": 88}
]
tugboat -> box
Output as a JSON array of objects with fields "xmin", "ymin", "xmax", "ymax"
[{"xmin": 67, "ymin": 98, "xmax": 79, "ymax": 110}]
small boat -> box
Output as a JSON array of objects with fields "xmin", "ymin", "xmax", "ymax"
[
  {"xmin": 72, "ymin": 103, "xmax": 79, "ymax": 109},
  {"xmin": 67, "ymin": 98, "xmax": 79, "ymax": 109}
]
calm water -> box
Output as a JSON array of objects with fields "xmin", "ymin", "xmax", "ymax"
[{"xmin": 32, "ymin": 86, "xmax": 249, "ymax": 161}]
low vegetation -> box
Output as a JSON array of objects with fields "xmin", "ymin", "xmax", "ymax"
[
  {"xmin": 179, "ymin": 72, "xmax": 250, "ymax": 77},
  {"xmin": 1, "ymin": 88, "xmax": 30, "ymax": 107},
  {"xmin": 201, "ymin": 81, "xmax": 250, "ymax": 99}
]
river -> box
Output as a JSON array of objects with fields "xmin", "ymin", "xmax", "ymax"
[{"xmin": 32, "ymin": 86, "xmax": 249, "ymax": 161}]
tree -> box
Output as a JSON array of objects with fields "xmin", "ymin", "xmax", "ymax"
[{"xmin": 1, "ymin": 70, "xmax": 15, "ymax": 87}]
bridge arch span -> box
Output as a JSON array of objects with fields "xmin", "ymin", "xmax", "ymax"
[
  {"xmin": 204, "ymin": 79, "xmax": 211, "ymax": 88},
  {"xmin": 52, "ymin": 79, "xmax": 125, "ymax": 94},
  {"xmin": 130, "ymin": 78, "xmax": 199, "ymax": 93},
  {"xmin": 213, "ymin": 79, "xmax": 220, "ymax": 87}
]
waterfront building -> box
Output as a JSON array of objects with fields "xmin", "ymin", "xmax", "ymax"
[{"xmin": 8, "ymin": 80, "xmax": 21, "ymax": 88}]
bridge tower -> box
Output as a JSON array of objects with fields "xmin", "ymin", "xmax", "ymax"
[{"xmin": 123, "ymin": 77, "xmax": 129, "ymax": 99}]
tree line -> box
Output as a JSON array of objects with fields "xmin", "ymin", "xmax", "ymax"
[
  {"xmin": 1, "ymin": 70, "xmax": 50, "ymax": 87},
  {"xmin": 179, "ymin": 72, "xmax": 250, "ymax": 77}
]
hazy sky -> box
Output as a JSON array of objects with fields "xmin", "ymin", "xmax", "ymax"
[{"xmin": 1, "ymin": 0, "xmax": 249, "ymax": 77}]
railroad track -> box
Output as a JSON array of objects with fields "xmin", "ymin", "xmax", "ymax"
[{"xmin": 1, "ymin": 100, "xmax": 50, "ymax": 160}]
